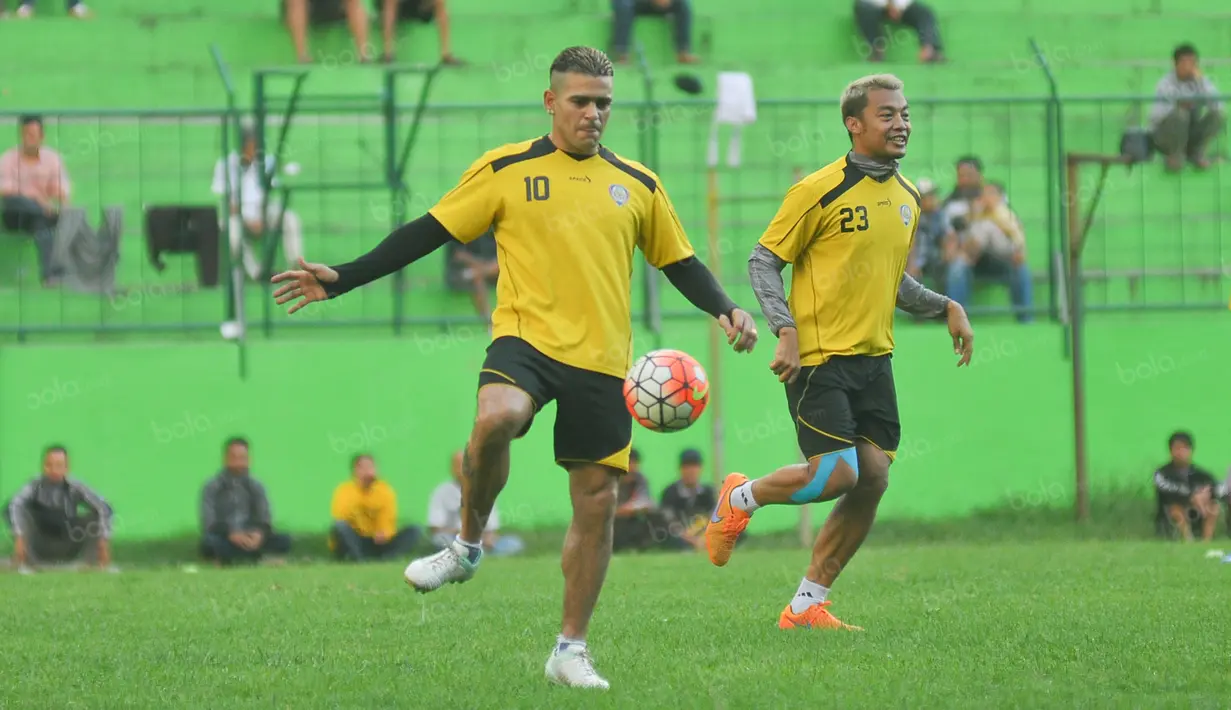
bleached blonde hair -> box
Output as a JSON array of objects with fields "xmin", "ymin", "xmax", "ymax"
[{"xmin": 840, "ymin": 74, "xmax": 905, "ymax": 123}]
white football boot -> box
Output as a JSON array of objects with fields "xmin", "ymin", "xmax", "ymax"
[
  {"xmin": 545, "ymin": 644, "xmax": 610, "ymax": 690},
  {"xmin": 403, "ymin": 538, "xmax": 478, "ymax": 592}
]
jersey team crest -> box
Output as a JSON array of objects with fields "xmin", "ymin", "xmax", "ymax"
[
  {"xmin": 609, "ymin": 184, "xmax": 630, "ymax": 207},
  {"xmin": 900, "ymin": 204, "xmax": 912, "ymax": 226}
]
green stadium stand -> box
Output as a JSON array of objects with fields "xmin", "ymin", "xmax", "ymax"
[{"xmin": 0, "ymin": 0, "xmax": 1227, "ymax": 339}]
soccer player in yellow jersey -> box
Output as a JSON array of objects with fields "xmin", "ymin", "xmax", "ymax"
[
  {"xmin": 704, "ymin": 74, "xmax": 975, "ymax": 631},
  {"xmin": 270, "ymin": 46, "xmax": 758, "ymax": 689}
]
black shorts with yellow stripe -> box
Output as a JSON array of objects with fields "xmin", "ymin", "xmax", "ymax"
[
  {"xmin": 785, "ymin": 354, "xmax": 901, "ymax": 462},
  {"xmin": 478, "ymin": 336, "xmax": 633, "ymax": 473}
]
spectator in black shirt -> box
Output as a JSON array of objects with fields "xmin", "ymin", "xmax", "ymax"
[
  {"xmin": 658, "ymin": 448, "xmax": 716, "ymax": 551},
  {"xmin": 445, "ymin": 226, "xmax": 499, "ymax": 326},
  {"xmin": 1153, "ymin": 431, "xmax": 1221, "ymax": 541}
]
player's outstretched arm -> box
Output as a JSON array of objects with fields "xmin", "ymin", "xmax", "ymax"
[
  {"xmin": 897, "ymin": 273, "xmax": 975, "ymax": 366},
  {"xmin": 747, "ymin": 244, "xmax": 802, "ymax": 383},
  {"xmin": 660, "ymin": 256, "xmax": 758, "ymax": 353},
  {"xmin": 271, "ymin": 213, "xmax": 454, "ymax": 313}
]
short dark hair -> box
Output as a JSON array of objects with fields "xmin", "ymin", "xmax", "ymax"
[
  {"xmin": 351, "ymin": 453, "xmax": 373, "ymax": 469},
  {"xmin": 224, "ymin": 436, "xmax": 249, "ymax": 452},
  {"xmin": 44, "ymin": 443, "xmax": 68, "ymax": 458},
  {"xmin": 1169, "ymin": 431, "xmax": 1194, "ymax": 449},
  {"xmin": 18, "ymin": 115, "xmax": 42, "ymax": 130},
  {"xmin": 1173, "ymin": 44, "xmax": 1197, "ymax": 63},
  {"xmin": 956, "ymin": 155, "xmax": 983, "ymax": 172},
  {"xmin": 549, "ymin": 46, "xmax": 614, "ymax": 80}
]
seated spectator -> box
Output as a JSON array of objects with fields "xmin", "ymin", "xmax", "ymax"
[
  {"xmin": 284, "ymin": 0, "xmax": 374, "ymax": 64},
  {"xmin": 330, "ymin": 453, "xmax": 421, "ymax": 562},
  {"xmin": 658, "ymin": 448, "xmax": 717, "ymax": 552},
  {"xmin": 426, "ymin": 450, "xmax": 524, "ymax": 556},
  {"xmin": 379, "ymin": 0, "xmax": 465, "ymax": 65},
  {"xmin": 9, "ymin": 1, "xmax": 90, "ymax": 18},
  {"xmin": 200, "ymin": 437, "xmax": 293, "ymax": 566},
  {"xmin": 904, "ymin": 177, "xmax": 949, "ymax": 291},
  {"xmin": 4, "ymin": 444, "xmax": 113, "ymax": 574},
  {"xmin": 0, "ymin": 115, "xmax": 70, "ymax": 287},
  {"xmin": 945, "ymin": 182, "xmax": 1033, "ymax": 323},
  {"xmin": 853, "ymin": 0, "xmax": 945, "ymax": 64},
  {"xmin": 1153, "ymin": 431, "xmax": 1221, "ymax": 542},
  {"xmin": 211, "ymin": 125, "xmax": 304, "ymax": 282},
  {"xmin": 612, "ymin": 449, "xmax": 688, "ymax": 552},
  {"xmin": 1149, "ymin": 44, "xmax": 1225, "ymax": 173},
  {"xmin": 445, "ymin": 226, "xmax": 498, "ymax": 325},
  {"xmin": 611, "ymin": 0, "xmax": 698, "ymax": 65}
]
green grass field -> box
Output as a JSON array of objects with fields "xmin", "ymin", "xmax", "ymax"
[{"xmin": 4, "ymin": 525, "xmax": 1230, "ymax": 708}]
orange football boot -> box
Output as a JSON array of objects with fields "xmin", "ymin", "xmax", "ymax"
[
  {"xmin": 704, "ymin": 473, "xmax": 751, "ymax": 566},
  {"xmin": 778, "ymin": 601, "xmax": 862, "ymax": 631}
]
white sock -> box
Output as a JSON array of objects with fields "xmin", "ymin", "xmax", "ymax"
[
  {"xmin": 555, "ymin": 634, "xmax": 586, "ymax": 654},
  {"xmin": 789, "ymin": 578, "xmax": 829, "ymax": 614},
  {"xmin": 730, "ymin": 482, "xmax": 761, "ymax": 513},
  {"xmin": 454, "ymin": 535, "xmax": 483, "ymax": 564}
]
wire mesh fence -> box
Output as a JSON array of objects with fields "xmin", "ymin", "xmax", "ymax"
[{"xmin": 0, "ymin": 95, "xmax": 1225, "ymax": 340}]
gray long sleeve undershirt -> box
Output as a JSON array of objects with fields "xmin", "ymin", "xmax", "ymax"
[
  {"xmin": 748, "ymin": 245, "xmax": 795, "ymax": 336},
  {"xmin": 747, "ymin": 245, "xmax": 952, "ymax": 337}
]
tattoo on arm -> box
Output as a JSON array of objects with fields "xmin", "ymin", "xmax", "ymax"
[
  {"xmin": 748, "ymin": 245, "xmax": 796, "ymax": 336},
  {"xmin": 896, "ymin": 272, "xmax": 951, "ymax": 318}
]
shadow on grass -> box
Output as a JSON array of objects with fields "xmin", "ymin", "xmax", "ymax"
[{"xmin": 3, "ymin": 485, "xmax": 1219, "ymax": 570}]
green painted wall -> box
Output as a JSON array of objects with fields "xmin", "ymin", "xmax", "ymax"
[{"xmin": 2, "ymin": 312, "xmax": 1227, "ymax": 540}]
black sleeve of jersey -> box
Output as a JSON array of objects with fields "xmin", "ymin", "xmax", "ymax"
[
  {"xmin": 325, "ymin": 213, "xmax": 454, "ymax": 298},
  {"xmin": 661, "ymin": 256, "xmax": 739, "ymax": 320}
]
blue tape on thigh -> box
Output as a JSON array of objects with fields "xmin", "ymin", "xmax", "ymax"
[{"xmin": 790, "ymin": 447, "xmax": 859, "ymax": 503}]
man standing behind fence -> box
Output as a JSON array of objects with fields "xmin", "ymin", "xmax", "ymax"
[{"xmin": 5, "ymin": 445, "xmax": 114, "ymax": 574}]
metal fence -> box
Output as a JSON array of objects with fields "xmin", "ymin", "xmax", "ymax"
[{"xmin": 0, "ymin": 93, "xmax": 1226, "ymax": 342}]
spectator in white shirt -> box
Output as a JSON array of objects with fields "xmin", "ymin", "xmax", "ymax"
[
  {"xmin": 1150, "ymin": 44, "xmax": 1225, "ymax": 173},
  {"xmin": 853, "ymin": 0, "xmax": 945, "ymax": 64},
  {"xmin": 426, "ymin": 450, "xmax": 524, "ymax": 556},
  {"xmin": 210, "ymin": 127, "xmax": 304, "ymax": 281}
]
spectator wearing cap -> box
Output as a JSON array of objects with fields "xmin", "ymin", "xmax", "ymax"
[
  {"xmin": 612, "ymin": 448, "xmax": 658, "ymax": 552},
  {"xmin": 904, "ymin": 176, "xmax": 950, "ymax": 294},
  {"xmin": 658, "ymin": 448, "xmax": 717, "ymax": 552}
]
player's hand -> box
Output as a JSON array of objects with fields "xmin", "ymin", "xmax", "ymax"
[
  {"xmin": 373, "ymin": 532, "xmax": 389, "ymax": 545},
  {"xmin": 769, "ymin": 327, "xmax": 802, "ymax": 384},
  {"xmin": 271, "ymin": 257, "xmax": 338, "ymax": 314},
  {"xmin": 718, "ymin": 309, "xmax": 758, "ymax": 353},
  {"xmin": 946, "ymin": 300, "xmax": 974, "ymax": 367}
]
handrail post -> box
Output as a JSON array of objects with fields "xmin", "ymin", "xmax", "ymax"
[{"xmin": 633, "ymin": 40, "xmax": 663, "ymax": 348}]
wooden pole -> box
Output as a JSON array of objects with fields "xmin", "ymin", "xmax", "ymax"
[{"xmin": 706, "ymin": 166, "xmax": 725, "ymax": 489}]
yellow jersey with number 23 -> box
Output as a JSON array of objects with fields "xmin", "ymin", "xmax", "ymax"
[{"xmin": 758, "ymin": 155, "xmax": 921, "ymax": 367}]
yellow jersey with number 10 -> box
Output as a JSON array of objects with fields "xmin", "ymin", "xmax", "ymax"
[
  {"xmin": 758, "ymin": 155, "xmax": 921, "ymax": 367},
  {"xmin": 429, "ymin": 136, "xmax": 695, "ymax": 379}
]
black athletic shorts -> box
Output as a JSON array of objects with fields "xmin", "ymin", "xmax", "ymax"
[
  {"xmin": 478, "ymin": 336, "xmax": 633, "ymax": 472},
  {"xmin": 785, "ymin": 354, "xmax": 901, "ymax": 461}
]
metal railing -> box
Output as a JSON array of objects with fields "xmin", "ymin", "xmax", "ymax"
[{"xmin": 0, "ymin": 92, "xmax": 1225, "ymax": 342}]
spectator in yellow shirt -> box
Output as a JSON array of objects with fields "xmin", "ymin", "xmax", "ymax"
[{"xmin": 330, "ymin": 453, "xmax": 421, "ymax": 562}]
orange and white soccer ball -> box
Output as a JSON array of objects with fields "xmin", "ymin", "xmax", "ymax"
[{"xmin": 623, "ymin": 349, "xmax": 710, "ymax": 432}]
